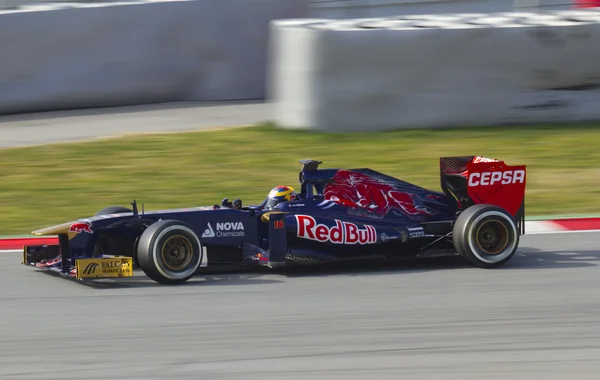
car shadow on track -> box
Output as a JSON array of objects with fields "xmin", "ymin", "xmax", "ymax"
[
  {"xmin": 504, "ymin": 247, "xmax": 600, "ymax": 270},
  {"xmin": 33, "ymin": 265, "xmax": 283, "ymax": 289},
  {"xmin": 278, "ymin": 255, "xmax": 470, "ymax": 279},
  {"xmin": 73, "ymin": 257, "xmax": 467, "ymax": 289},
  {"xmin": 69, "ymin": 247, "xmax": 600, "ymax": 289},
  {"xmin": 270, "ymin": 247, "xmax": 600, "ymax": 279},
  {"xmin": 71, "ymin": 271, "xmax": 282, "ymax": 289}
]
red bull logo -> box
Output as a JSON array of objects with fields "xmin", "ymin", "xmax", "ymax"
[
  {"xmin": 295, "ymin": 215, "xmax": 377, "ymax": 245},
  {"xmin": 69, "ymin": 221, "xmax": 93, "ymax": 234}
]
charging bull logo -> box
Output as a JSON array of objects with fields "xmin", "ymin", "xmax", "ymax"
[
  {"xmin": 69, "ymin": 221, "xmax": 93, "ymax": 234},
  {"xmin": 295, "ymin": 215, "xmax": 377, "ymax": 245},
  {"xmin": 323, "ymin": 170, "xmax": 431, "ymax": 217}
]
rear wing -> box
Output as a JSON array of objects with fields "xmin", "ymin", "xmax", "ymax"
[{"xmin": 440, "ymin": 156, "xmax": 526, "ymax": 233}]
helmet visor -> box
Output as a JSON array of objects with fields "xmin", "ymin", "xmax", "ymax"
[{"xmin": 265, "ymin": 196, "xmax": 285, "ymax": 209}]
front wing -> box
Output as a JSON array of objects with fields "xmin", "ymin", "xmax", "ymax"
[{"xmin": 22, "ymin": 243, "xmax": 133, "ymax": 281}]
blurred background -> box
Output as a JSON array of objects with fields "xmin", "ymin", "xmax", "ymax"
[
  {"xmin": 2, "ymin": 1, "xmax": 600, "ymax": 380},
  {"xmin": 1, "ymin": 0, "xmax": 600, "ymax": 232},
  {"xmin": 1, "ymin": 0, "xmax": 598, "ymax": 14}
]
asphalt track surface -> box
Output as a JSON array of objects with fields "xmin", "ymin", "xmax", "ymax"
[
  {"xmin": 2, "ymin": 231, "xmax": 600, "ymax": 380},
  {"xmin": 0, "ymin": 101, "xmax": 270, "ymax": 148},
  {"xmin": 2, "ymin": 103, "xmax": 599, "ymax": 378}
]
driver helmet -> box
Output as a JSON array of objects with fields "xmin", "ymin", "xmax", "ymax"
[{"xmin": 265, "ymin": 185, "xmax": 297, "ymax": 209}]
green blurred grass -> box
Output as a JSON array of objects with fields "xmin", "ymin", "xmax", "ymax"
[{"xmin": 1, "ymin": 123, "xmax": 600, "ymax": 235}]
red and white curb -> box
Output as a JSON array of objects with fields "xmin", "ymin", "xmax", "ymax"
[
  {"xmin": 525, "ymin": 218, "xmax": 600, "ymax": 234},
  {"xmin": 0, "ymin": 237, "xmax": 58, "ymax": 251},
  {"xmin": 2, "ymin": 217, "xmax": 600, "ymax": 252}
]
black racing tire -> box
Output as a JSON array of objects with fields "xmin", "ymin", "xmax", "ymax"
[
  {"xmin": 452, "ymin": 204, "xmax": 519, "ymax": 268},
  {"xmin": 95, "ymin": 206, "xmax": 133, "ymax": 216},
  {"xmin": 136, "ymin": 219, "xmax": 203, "ymax": 285}
]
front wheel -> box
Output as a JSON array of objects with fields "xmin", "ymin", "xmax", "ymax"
[
  {"xmin": 137, "ymin": 220, "xmax": 203, "ymax": 284},
  {"xmin": 452, "ymin": 204, "xmax": 519, "ymax": 268}
]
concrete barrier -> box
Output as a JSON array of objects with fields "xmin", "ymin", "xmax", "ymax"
[
  {"xmin": 0, "ymin": 0, "xmax": 573, "ymax": 16},
  {"xmin": 269, "ymin": 9, "xmax": 600, "ymax": 132},
  {"xmin": 0, "ymin": 0, "xmax": 307, "ymax": 115},
  {"xmin": 310, "ymin": 0, "xmax": 520, "ymax": 19}
]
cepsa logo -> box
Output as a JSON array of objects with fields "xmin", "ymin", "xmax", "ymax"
[
  {"xmin": 468, "ymin": 170, "xmax": 525, "ymax": 187},
  {"xmin": 295, "ymin": 215, "xmax": 377, "ymax": 245}
]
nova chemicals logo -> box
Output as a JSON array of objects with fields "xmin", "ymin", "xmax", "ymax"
[
  {"xmin": 202, "ymin": 222, "xmax": 245, "ymax": 238},
  {"xmin": 83, "ymin": 263, "xmax": 99, "ymax": 275},
  {"xmin": 201, "ymin": 223, "xmax": 215, "ymax": 238}
]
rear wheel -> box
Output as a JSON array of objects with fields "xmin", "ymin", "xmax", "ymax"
[
  {"xmin": 137, "ymin": 220, "xmax": 203, "ymax": 284},
  {"xmin": 453, "ymin": 204, "xmax": 519, "ymax": 268}
]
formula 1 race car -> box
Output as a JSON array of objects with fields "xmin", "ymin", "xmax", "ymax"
[{"xmin": 22, "ymin": 157, "xmax": 526, "ymax": 285}]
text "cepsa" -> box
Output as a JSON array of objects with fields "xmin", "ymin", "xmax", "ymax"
[{"xmin": 468, "ymin": 170, "xmax": 525, "ymax": 187}]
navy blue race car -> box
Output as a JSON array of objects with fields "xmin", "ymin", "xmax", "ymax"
[{"xmin": 22, "ymin": 157, "xmax": 527, "ymax": 285}]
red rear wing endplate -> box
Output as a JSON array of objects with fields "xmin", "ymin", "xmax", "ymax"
[{"xmin": 465, "ymin": 160, "xmax": 526, "ymax": 217}]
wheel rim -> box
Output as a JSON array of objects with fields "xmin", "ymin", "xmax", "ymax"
[
  {"xmin": 161, "ymin": 235, "xmax": 194, "ymax": 271},
  {"xmin": 474, "ymin": 219, "xmax": 509, "ymax": 255}
]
